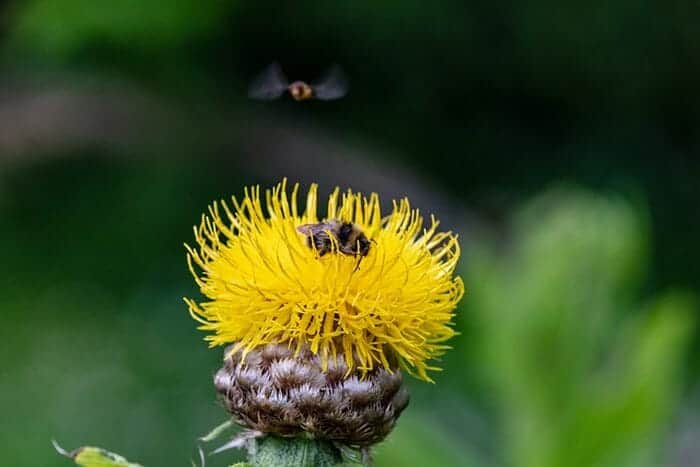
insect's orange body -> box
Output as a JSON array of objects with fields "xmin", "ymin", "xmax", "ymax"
[{"xmin": 288, "ymin": 81, "xmax": 315, "ymax": 101}]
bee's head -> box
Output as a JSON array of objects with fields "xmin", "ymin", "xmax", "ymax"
[
  {"xmin": 289, "ymin": 81, "xmax": 313, "ymax": 101},
  {"xmin": 357, "ymin": 234, "xmax": 371, "ymax": 257},
  {"xmin": 337, "ymin": 222, "xmax": 372, "ymax": 257}
]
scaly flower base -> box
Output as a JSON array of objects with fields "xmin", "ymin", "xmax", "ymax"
[{"xmin": 215, "ymin": 343, "xmax": 410, "ymax": 448}]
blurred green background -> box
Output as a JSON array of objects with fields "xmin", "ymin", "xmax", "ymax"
[{"xmin": 1, "ymin": 1, "xmax": 699, "ymax": 466}]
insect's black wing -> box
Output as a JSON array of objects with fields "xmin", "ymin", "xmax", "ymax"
[
  {"xmin": 248, "ymin": 62, "xmax": 289, "ymax": 100},
  {"xmin": 311, "ymin": 64, "xmax": 349, "ymax": 100}
]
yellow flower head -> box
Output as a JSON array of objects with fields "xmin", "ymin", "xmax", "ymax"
[{"xmin": 185, "ymin": 180, "xmax": 464, "ymax": 381}]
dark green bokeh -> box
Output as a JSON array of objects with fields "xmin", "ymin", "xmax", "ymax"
[{"xmin": 1, "ymin": 2, "xmax": 699, "ymax": 466}]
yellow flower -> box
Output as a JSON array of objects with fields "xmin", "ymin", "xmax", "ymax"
[{"xmin": 185, "ymin": 180, "xmax": 463, "ymax": 381}]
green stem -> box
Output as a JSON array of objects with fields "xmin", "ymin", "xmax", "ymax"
[{"xmin": 250, "ymin": 436, "xmax": 344, "ymax": 467}]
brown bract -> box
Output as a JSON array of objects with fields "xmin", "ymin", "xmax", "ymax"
[{"xmin": 214, "ymin": 344, "xmax": 410, "ymax": 446}]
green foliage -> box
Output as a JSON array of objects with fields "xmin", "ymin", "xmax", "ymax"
[
  {"xmin": 464, "ymin": 188, "xmax": 695, "ymax": 467},
  {"xmin": 0, "ymin": 156, "xmax": 247, "ymax": 467},
  {"xmin": 6, "ymin": 0, "xmax": 231, "ymax": 59},
  {"xmin": 373, "ymin": 411, "xmax": 485, "ymax": 467},
  {"xmin": 53, "ymin": 441, "xmax": 143, "ymax": 467}
]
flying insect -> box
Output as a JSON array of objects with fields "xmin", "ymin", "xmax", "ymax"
[{"xmin": 248, "ymin": 63, "xmax": 349, "ymax": 101}]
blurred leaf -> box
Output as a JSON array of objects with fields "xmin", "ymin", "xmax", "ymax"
[
  {"xmin": 53, "ymin": 440, "xmax": 143, "ymax": 466},
  {"xmin": 464, "ymin": 188, "xmax": 695, "ymax": 467},
  {"xmin": 6, "ymin": 0, "xmax": 231, "ymax": 59},
  {"xmin": 374, "ymin": 411, "xmax": 485, "ymax": 467}
]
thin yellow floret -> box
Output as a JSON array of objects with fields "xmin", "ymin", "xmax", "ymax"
[{"xmin": 185, "ymin": 180, "xmax": 464, "ymax": 381}]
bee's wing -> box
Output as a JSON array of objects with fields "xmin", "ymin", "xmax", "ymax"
[
  {"xmin": 248, "ymin": 62, "xmax": 289, "ymax": 100},
  {"xmin": 297, "ymin": 223, "xmax": 334, "ymax": 237},
  {"xmin": 296, "ymin": 224, "xmax": 317, "ymax": 235},
  {"xmin": 311, "ymin": 64, "xmax": 349, "ymax": 100}
]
